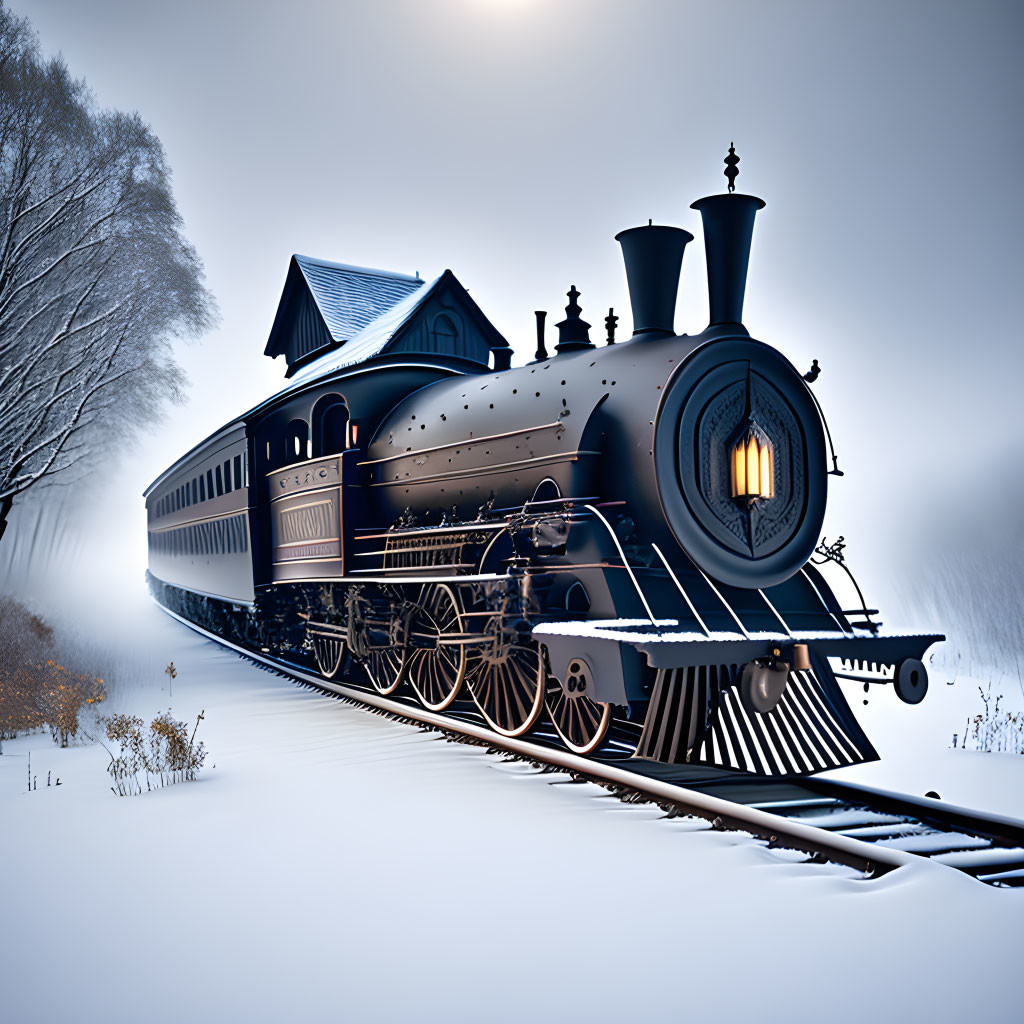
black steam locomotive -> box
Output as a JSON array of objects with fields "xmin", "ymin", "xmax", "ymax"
[{"xmin": 146, "ymin": 153, "xmax": 941, "ymax": 775}]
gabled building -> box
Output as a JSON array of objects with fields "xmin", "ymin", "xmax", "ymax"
[{"xmin": 263, "ymin": 255, "xmax": 512, "ymax": 378}]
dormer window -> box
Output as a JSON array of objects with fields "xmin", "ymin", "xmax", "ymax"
[{"xmin": 431, "ymin": 313, "xmax": 458, "ymax": 351}]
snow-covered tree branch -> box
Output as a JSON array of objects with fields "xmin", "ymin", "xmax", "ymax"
[{"xmin": 0, "ymin": 2, "xmax": 215, "ymax": 542}]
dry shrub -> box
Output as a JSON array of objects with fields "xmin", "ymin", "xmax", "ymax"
[
  {"xmin": 0, "ymin": 597, "xmax": 105, "ymax": 744},
  {"xmin": 102, "ymin": 710, "xmax": 207, "ymax": 796},
  {"xmin": 103, "ymin": 713, "xmax": 147, "ymax": 795},
  {"xmin": 956, "ymin": 683, "xmax": 1024, "ymax": 755}
]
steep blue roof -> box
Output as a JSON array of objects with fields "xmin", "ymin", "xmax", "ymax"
[
  {"xmin": 264, "ymin": 255, "xmax": 424, "ymax": 374},
  {"xmin": 292, "ymin": 255, "xmax": 424, "ymax": 341}
]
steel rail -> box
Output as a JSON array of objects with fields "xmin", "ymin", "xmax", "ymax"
[
  {"xmin": 806, "ymin": 778, "xmax": 1024, "ymax": 848},
  {"xmin": 157, "ymin": 601, "xmax": 920, "ymax": 879},
  {"xmin": 159, "ymin": 602, "xmax": 1024, "ymax": 885}
]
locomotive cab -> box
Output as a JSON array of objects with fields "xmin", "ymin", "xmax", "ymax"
[{"xmin": 258, "ymin": 392, "xmax": 357, "ymax": 586}]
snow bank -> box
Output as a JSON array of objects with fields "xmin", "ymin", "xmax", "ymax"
[{"xmin": 2, "ymin": 600, "xmax": 1022, "ymax": 1024}]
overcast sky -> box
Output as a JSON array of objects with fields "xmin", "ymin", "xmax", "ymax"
[{"xmin": 9, "ymin": 0, "xmax": 1024, "ymax": 618}]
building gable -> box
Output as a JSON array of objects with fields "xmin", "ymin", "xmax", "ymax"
[
  {"xmin": 385, "ymin": 272, "xmax": 504, "ymax": 366},
  {"xmin": 264, "ymin": 255, "xmax": 424, "ymax": 377}
]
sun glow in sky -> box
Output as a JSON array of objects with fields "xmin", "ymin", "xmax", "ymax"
[{"xmin": 466, "ymin": 0, "xmax": 538, "ymax": 9}]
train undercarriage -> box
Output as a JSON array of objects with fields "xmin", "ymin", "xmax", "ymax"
[{"xmin": 148, "ymin": 504, "xmax": 940, "ymax": 775}]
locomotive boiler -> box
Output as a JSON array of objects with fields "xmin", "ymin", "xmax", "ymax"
[{"xmin": 145, "ymin": 151, "xmax": 942, "ymax": 775}]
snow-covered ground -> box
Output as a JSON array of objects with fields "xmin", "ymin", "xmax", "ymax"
[
  {"xmin": 825, "ymin": 671, "xmax": 1024, "ymax": 821},
  {"xmin": 2, "ymin": 586, "xmax": 1023, "ymax": 1024}
]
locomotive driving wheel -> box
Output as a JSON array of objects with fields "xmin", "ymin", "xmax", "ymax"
[
  {"xmin": 364, "ymin": 643, "xmax": 406, "ymax": 695},
  {"xmin": 407, "ymin": 583, "xmax": 467, "ymax": 711},
  {"xmin": 465, "ymin": 605, "xmax": 545, "ymax": 737},
  {"xmin": 544, "ymin": 656, "xmax": 611, "ymax": 754},
  {"xmin": 347, "ymin": 586, "xmax": 409, "ymax": 695}
]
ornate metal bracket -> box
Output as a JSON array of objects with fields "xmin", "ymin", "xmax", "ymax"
[
  {"xmin": 801, "ymin": 367, "xmax": 844, "ymax": 477},
  {"xmin": 812, "ymin": 536, "xmax": 879, "ymax": 632}
]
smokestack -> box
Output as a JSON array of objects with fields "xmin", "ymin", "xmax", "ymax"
[
  {"xmin": 690, "ymin": 193, "xmax": 764, "ymax": 333},
  {"xmin": 615, "ymin": 223, "xmax": 693, "ymax": 338},
  {"xmin": 691, "ymin": 146, "xmax": 764, "ymax": 333}
]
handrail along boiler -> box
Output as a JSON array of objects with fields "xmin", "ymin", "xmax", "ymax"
[{"xmin": 144, "ymin": 152, "xmax": 942, "ymax": 774}]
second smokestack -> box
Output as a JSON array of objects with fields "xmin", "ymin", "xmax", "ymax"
[{"xmin": 615, "ymin": 223, "xmax": 693, "ymax": 338}]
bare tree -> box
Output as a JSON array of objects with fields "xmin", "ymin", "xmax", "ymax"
[{"xmin": 0, "ymin": 3, "xmax": 215, "ymax": 543}]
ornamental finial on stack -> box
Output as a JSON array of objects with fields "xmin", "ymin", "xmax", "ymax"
[{"xmin": 725, "ymin": 143, "xmax": 739, "ymax": 193}]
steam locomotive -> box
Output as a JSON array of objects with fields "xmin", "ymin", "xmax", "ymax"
[{"xmin": 145, "ymin": 152, "xmax": 942, "ymax": 775}]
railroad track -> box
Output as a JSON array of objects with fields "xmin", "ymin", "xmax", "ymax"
[{"xmin": 161, "ymin": 604, "xmax": 1024, "ymax": 889}]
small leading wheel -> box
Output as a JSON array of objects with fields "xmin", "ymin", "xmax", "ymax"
[
  {"xmin": 466, "ymin": 621, "xmax": 546, "ymax": 737},
  {"xmin": 312, "ymin": 632, "xmax": 346, "ymax": 680},
  {"xmin": 407, "ymin": 583, "xmax": 467, "ymax": 711},
  {"xmin": 545, "ymin": 656, "xmax": 611, "ymax": 754}
]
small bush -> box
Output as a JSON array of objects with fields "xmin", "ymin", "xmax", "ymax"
[
  {"xmin": 42, "ymin": 661, "xmax": 106, "ymax": 747},
  {"xmin": 102, "ymin": 710, "xmax": 207, "ymax": 796},
  {"xmin": 102, "ymin": 713, "xmax": 147, "ymax": 795}
]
